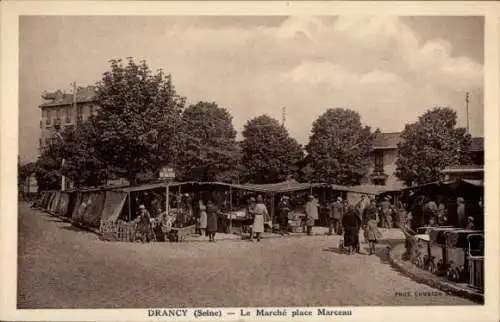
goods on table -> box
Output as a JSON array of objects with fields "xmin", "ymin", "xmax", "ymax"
[
  {"xmin": 225, "ymin": 209, "xmax": 247, "ymax": 219},
  {"xmin": 167, "ymin": 224, "xmax": 197, "ymax": 242},
  {"xmin": 287, "ymin": 210, "xmax": 304, "ymax": 233}
]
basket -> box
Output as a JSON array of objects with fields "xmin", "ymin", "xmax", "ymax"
[{"xmin": 168, "ymin": 224, "xmax": 197, "ymax": 242}]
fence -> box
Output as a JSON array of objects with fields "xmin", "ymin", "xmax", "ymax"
[{"xmin": 99, "ymin": 220, "xmax": 137, "ymax": 242}]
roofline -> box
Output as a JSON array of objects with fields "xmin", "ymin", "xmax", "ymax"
[
  {"xmin": 38, "ymin": 98, "xmax": 98, "ymax": 108},
  {"xmin": 374, "ymin": 131, "xmax": 401, "ymax": 135},
  {"xmin": 442, "ymin": 168, "xmax": 484, "ymax": 174}
]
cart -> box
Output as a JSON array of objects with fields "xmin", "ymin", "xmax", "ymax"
[
  {"xmin": 427, "ymin": 227, "xmax": 458, "ymax": 275},
  {"xmin": 413, "ymin": 233, "xmax": 430, "ymax": 269},
  {"xmin": 445, "ymin": 229, "xmax": 483, "ymax": 282},
  {"xmin": 466, "ymin": 234, "xmax": 484, "ymax": 291}
]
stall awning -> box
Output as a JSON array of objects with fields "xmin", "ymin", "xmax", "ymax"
[
  {"xmin": 109, "ymin": 180, "xmax": 393, "ymax": 195},
  {"xmin": 345, "ymin": 184, "xmax": 396, "ymax": 195},
  {"xmin": 113, "ymin": 181, "xmax": 187, "ymax": 193},
  {"xmin": 227, "ymin": 181, "xmax": 328, "ymax": 193},
  {"xmin": 461, "ymin": 179, "xmax": 483, "ymax": 187}
]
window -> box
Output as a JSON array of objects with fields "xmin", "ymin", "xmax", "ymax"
[
  {"xmin": 65, "ymin": 107, "xmax": 72, "ymax": 123},
  {"xmin": 76, "ymin": 105, "xmax": 83, "ymax": 123},
  {"xmin": 46, "ymin": 110, "xmax": 52, "ymax": 126},
  {"xmin": 374, "ymin": 151, "xmax": 384, "ymax": 173}
]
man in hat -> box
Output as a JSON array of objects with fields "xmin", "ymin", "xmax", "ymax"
[
  {"xmin": 136, "ymin": 204, "xmax": 152, "ymax": 242},
  {"xmin": 465, "ymin": 216, "xmax": 475, "ymax": 230},
  {"xmin": 278, "ymin": 195, "xmax": 291, "ymax": 236},
  {"xmin": 305, "ymin": 195, "xmax": 318, "ymax": 236},
  {"xmin": 356, "ymin": 195, "xmax": 370, "ymax": 221},
  {"xmin": 379, "ymin": 196, "xmax": 393, "ymax": 229},
  {"xmin": 456, "ymin": 197, "xmax": 466, "ymax": 228},
  {"xmin": 330, "ymin": 196, "xmax": 344, "ymax": 235}
]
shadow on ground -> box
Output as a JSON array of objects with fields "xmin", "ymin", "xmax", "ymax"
[{"xmin": 59, "ymin": 225, "xmax": 94, "ymax": 234}]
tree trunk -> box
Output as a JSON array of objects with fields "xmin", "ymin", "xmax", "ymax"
[{"xmin": 127, "ymin": 173, "xmax": 138, "ymax": 186}]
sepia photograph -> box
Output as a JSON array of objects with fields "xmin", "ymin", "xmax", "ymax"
[{"xmin": 2, "ymin": 2, "xmax": 499, "ymax": 321}]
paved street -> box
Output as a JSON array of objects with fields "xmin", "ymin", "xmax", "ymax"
[{"xmin": 17, "ymin": 203, "xmax": 476, "ymax": 308}]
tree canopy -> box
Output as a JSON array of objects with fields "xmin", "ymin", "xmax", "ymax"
[
  {"xmin": 241, "ymin": 115, "xmax": 303, "ymax": 184},
  {"xmin": 304, "ymin": 108, "xmax": 373, "ymax": 185},
  {"xmin": 93, "ymin": 58, "xmax": 185, "ymax": 185},
  {"xmin": 176, "ymin": 101, "xmax": 241, "ymax": 182},
  {"xmin": 35, "ymin": 138, "xmax": 64, "ymax": 191},
  {"xmin": 60, "ymin": 119, "xmax": 108, "ymax": 188},
  {"xmin": 395, "ymin": 107, "xmax": 471, "ymax": 186}
]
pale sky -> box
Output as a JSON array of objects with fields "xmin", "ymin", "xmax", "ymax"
[{"xmin": 19, "ymin": 16, "xmax": 484, "ymax": 163}]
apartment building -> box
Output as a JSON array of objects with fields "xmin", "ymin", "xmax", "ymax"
[
  {"xmin": 361, "ymin": 132, "xmax": 406, "ymax": 190},
  {"xmin": 362, "ymin": 132, "xmax": 484, "ymax": 188},
  {"xmin": 38, "ymin": 86, "xmax": 98, "ymax": 152}
]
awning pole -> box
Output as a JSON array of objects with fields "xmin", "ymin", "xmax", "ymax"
[
  {"xmin": 270, "ymin": 192, "xmax": 275, "ymax": 225},
  {"xmin": 166, "ymin": 183, "xmax": 170, "ymax": 215},
  {"xmin": 229, "ymin": 186, "xmax": 233, "ymax": 234},
  {"xmin": 128, "ymin": 192, "xmax": 132, "ymax": 222}
]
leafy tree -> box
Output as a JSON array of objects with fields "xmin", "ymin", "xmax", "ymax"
[
  {"xmin": 395, "ymin": 107, "xmax": 471, "ymax": 186},
  {"xmin": 241, "ymin": 115, "xmax": 303, "ymax": 184},
  {"xmin": 18, "ymin": 160, "xmax": 37, "ymax": 197},
  {"xmin": 177, "ymin": 102, "xmax": 241, "ymax": 182},
  {"xmin": 18, "ymin": 160, "xmax": 37, "ymax": 185},
  {"xmin": 93, "ymin": 58, "xmax": 185, "ymax": 185},
  {"xmin": 35, "ymin": 139, "xmax": 64, "ymax": 191},
  {"xmin": 60, "ymin": 119, "xmax": 108, "ymax": 188},
  {"xmin": 304, "ymin": 108, "xmax": 373, "ymax": 185}
]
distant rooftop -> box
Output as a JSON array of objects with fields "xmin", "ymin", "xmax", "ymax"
[
  {"xmin": 372, "ymin": 132, "xmax": 402, "ymax": 149},
  {"xmin": 470, "ymin": 137, "xmax": 484, "ymax": 152},
  {"xmin": 372, "ymin": 132, "xmax": 484, "ymax": 152},
  {"xmin": 39, "ymin": 86, "xmax": 98, "ymax": 108}
]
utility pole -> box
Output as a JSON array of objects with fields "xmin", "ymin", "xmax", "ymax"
[
  {"xmin": 465, "ymin": 92, "xmax": 470, "ymax": 134},
  {"xmin": 282, "ymin": 106, "xmax": 286, "ymax": 127},
  {"xmin": 72, "ymin": 81, "xmax": 78, "ymax": 129}
]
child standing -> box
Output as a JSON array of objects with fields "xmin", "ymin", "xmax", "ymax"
[{"xmin": 364, "ymin": 213, "xmax": 382, "ymax": 255}]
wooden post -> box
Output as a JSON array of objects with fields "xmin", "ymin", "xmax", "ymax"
[
  {"xmin": 166, "ymin": 184, "xmax": 170, "ymax": 215},
  {"xmin": 229, "ymin": 186, "xmax": 233, "ymax": 234},
  {"xmin": 270, "ymin": 193, "xmax": 275, "ymax": 226},
  {"xmin": 127, "ymin": 192, "xmax": 132, "ymax": 222}
]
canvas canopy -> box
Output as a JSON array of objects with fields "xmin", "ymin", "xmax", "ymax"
[
  {"xmin": 100, "ymin": 191, "xmax": 128, "ymax": 222},
  {"xmin": 71, "ymin": 191, "xmax": 106, "ymax": 228},
  {"xmin": 49, "ymin": 191, "xmax": 62, "ymax": 213},
  {"xmin": 57, "ymin": 192, "xmax": 71, "ymax": 217}
]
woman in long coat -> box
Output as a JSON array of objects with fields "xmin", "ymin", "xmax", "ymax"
[
  {"xmin": 251, "ymin": 195, "xmax": 267, "ymax": 242},
  {"xmin": 198, "ymin": 200, "xmax": 208, "ymax": 237},
  {"xmin": 206, "ymin": 200, "xmax": 219, "ymax": 242},
  {"xmin": 342, "ymin": 205, "xmax": 361, "ymax": 255}
]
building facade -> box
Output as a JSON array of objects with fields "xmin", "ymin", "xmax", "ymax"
[
  {"xmin": 362, "ymin": 132, "xmax": 484, "ymax": 188},
  {"xmin": 38, "ymin": 86, "xmax": 98, "ymax": 152},
  {"xmin": 362, "ymin": 132, "xmax": 405, "ymax": 190}
]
